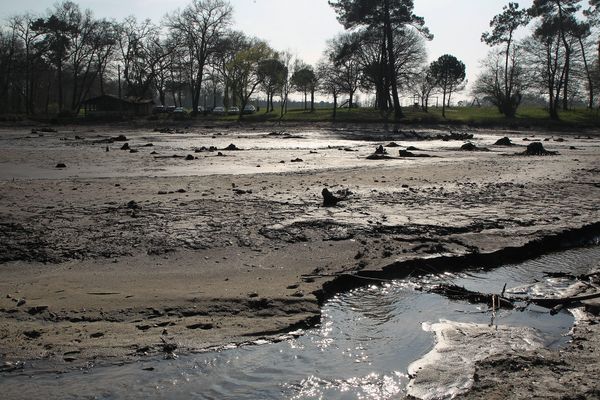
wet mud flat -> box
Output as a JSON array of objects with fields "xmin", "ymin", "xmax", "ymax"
[{"xmin": 0, "ymin": 123, "xmax": 599, "ymax": 397}]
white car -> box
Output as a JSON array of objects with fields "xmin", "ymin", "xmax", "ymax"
[
  {"xmin": 212, "ymin": 106, "xmax": 225, "ymax": 115},
  {"xmin": 243, "ymin": 105, "xmax": 256, "ymax": 114},
  {"xmin": 227, "ymin": 107, "xmax": 240, "ymax": 114}
]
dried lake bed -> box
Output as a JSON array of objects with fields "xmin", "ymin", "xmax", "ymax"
[{"xmin": 0, "ymin": 123, "xmax": 599, "ymax": 398}]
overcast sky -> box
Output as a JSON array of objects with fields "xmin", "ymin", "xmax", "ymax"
[{"xmin": 0, "ymin": 0, "xmax": 535, "ymax": 101}]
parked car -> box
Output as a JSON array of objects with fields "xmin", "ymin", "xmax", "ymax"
[
  {"xmin": 173, "ymin": 107, "xmax": 186, "ymax": 114},
  {"xmin": 152, "ymin": 105, "xmax": 166, "ymax": 114},
  {"xmin": 243, "ymin": 105, "xmax": 256, "ymax": 114},
  {"xmin": 212, "ymin": 106, "xmax": 225, "ymax": 115},
  {"xmin": 227, "ymin": 106, "xmax": 240, "ymax": 114},
  {"xmin": 166, "ymin": 106, "xmax": 176, "ymax": 113}
]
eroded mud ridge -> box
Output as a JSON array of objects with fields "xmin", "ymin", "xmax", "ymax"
[{"xmin": 0, "ymin": 125, "xmax": 599, "ymax": 398}]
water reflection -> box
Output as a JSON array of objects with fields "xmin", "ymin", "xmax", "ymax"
[{"xmin": 2, "ymin": 246, "xmax": 599, "ymax": 399}]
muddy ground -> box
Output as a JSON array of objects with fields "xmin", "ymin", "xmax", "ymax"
[{"xmin": 0, "ymin": 122, "xmax": 599, "ymax": 397}]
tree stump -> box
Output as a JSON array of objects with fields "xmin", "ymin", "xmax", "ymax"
[{"xmin": 322, "ymin": 188, "xmax": 340, "ymax": 207}]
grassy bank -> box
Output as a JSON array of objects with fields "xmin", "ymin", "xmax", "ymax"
[
  {"xmin": 4, "ymin": 105, "xmax": 600, "ymax": 130},
  {"xmin": 221, "ymin": 106, "xmax": 600, "ymax": 128}
]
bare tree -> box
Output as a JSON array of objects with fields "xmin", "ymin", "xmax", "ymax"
[
  {"xmin": 277, "ymin": 51, "xmax": 294, "ymax": 118},
  {"xmin": 0, "ymin": 24, "xmax": 20, "ymax": 112},
  {"xmin": 117, "ymin": 17, "xmax": 158, "ymax": 98},
  {"xmin": 523, "ymin": 27, "xmax": 568, "ymax": 119},
  {"xmin": 212, "ymin": 30, "xmax": 247, "ymax": 109},
  {"xmin": 94, "ymin": 20, "xmax": 117, "ymax": 96},
  {"xmin": 481, "ymin": 2, "xmax": 530, "ymax": 117},
  {"xmin": 529, "ymin": 0, "xmax": 583, "ymax": 111},
  {"xmin": 473, "ymin": 47, "xmax": 528, "ymax": 116},
  {"xmin": 571, "ymin": 21, "xmax": 596, "ymax": 108},
  {"xmin": 167, "ymin": 0, "xmax": 232, "ymax": 114},
  {"xmin": 317, "ymin": 58, "xmax": 344, "ymax": 119},
  {"xmin": 411, "ymin": 66, "xmax": 437, "ymax": 112},
  {"xmin": 10, "ymin": 13, "xmax": 52, "ymax": 114},
  {"xmin": 150, "ymin": 36, "xmax": 178, "ymax": 107},
  {"xmin": 326, "ymin": 34, "xmax": 361, "ymax": 108}
]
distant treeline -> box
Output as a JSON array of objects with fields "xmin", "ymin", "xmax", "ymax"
[{"xmin": 0, "ymin": 0, "xmax": 598, "ymax": 120}]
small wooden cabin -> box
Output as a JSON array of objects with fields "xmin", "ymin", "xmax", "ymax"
[{"xmin": 82, "ymin": 95, "xmax": 154, "ymax": 116}]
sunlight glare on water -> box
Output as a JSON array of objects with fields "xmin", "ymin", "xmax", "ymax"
[{"xmin": 1, "ymin": 245, "xmax": 599, "ymax": 399}]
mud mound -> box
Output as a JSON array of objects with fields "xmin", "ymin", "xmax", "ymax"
[
  {"xmin": 367, "ymin": 145, "xmax": 395, "ymax": 160},
  {"xmin": 494, "ymin": 137, "xmax": 513, "ymax": 146},
  {"xmin": 460, "ymin": 143, "xmax": 489, "ymax": 152},
  {"xmin": 522, "ymin": 142, "xmax": 557, "ymax": 156},
  {"xmin": 399, "ymin": 149, "xmax": 431, "ymax": 158},
  {"xmin": 438, "ymin": 131, "xmax": 474, "ymax": 141},
  {"xmin": 366, "ymin": 154, "xmax": 396, "ymax": 160}
]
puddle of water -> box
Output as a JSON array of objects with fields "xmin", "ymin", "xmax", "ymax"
[{"xmin": 2, "ymin": 245, "xmax": 599, "ymax": 399}]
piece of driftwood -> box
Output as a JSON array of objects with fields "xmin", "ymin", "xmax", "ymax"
[
  {"xmin": 527, "ymin": 292, "xmax": 600, "ymax": 308},
  {"xmin": 430, "ymin": 282, "xmax": 600, "ymax": 313},
  {"xmin": 429, "ymin": 284, "xmax": 514, "ymax": 309}
]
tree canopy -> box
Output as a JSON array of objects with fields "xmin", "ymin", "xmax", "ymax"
[{"xmin": 429, "ymin": 54, "xmax": 466, "ymax": 117}]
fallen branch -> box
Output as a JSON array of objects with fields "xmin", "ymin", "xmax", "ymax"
[
  {"xmin": 527, "ymin": 292, "xmax": 600, "ymax": 308},
  {"xmin": 429, "ymin": 284, "xmax": 514, "ymax": 309},
  {"xmin": 430, "ymin": 282, "xmax": 600, "ymax": 312}
]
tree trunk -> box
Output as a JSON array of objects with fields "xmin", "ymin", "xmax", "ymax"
[
  {"xmin": 71, "ymin": 65, "xmax": 79, "ymax": 113},
  {"xmin": 378, "ymin": 28, "xmax": 388, "ymax": 111},
  {"xmin": 333, "ymin": 92, "xmax": 337, "ymax": 120},
  {"xmin": 223, "ymin": 82, "xmax": 229, "ymax": 109},
  {"xmin": 504, "ymin": 34, "xmax": 514, "ymax": 102},
  {"xmin": 28, "ymin": 76, "xmax": 36, "ymax": 115},
  {"xmin": 265, "ymin": 92, "xmax": 270, "ymax": 113},
  {"xmin": 562, "ymin": 49, "xmax": 570, "ymax": 111},
  {"xmin": 45, "ymin": 80, "xmax": 51, "ymax": 115},
  {"xmin": 441, "ymin": 86, "xmax": 447, "ymax": 118},
  {"xmin": 384, "ymin": 0, "xmax": 402, "ymax": 120},
  {"xmin": 57, "ymin": 60, "xmax": 63, "ymax": 113},
  {"xmin": 310, "ymin": 88, "xmax": 314, "ymax": 112},
  {"xmin": 304, "ymin": 90, "xmax": 307, "ymax": 110},
  {"xmin": 280, "ymin": 94, "xmax": 287, "ymax": 118},
  {"xmin": 192, "ymin": 81, "xmax": 202, "ymax": 114},
  {"xmin": 557, "ymin": 4, "xmax": 570, "ymax": 112},
  {"xmin": 578, "ymin": 37, "xmax": 594, "ymax": 110},
  {"xmin": 99, "ymin": 67, "xmax": 105, "ymax": 95}
]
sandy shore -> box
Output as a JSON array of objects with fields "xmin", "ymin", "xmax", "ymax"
[{"xmin": 1, "ymin": 122, "xmax": 599, "ymax": 395}]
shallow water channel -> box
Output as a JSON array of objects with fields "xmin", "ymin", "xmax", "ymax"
[{"xmin": 3, "ymin": 245, "xmax": 600, "ymax": 399}]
